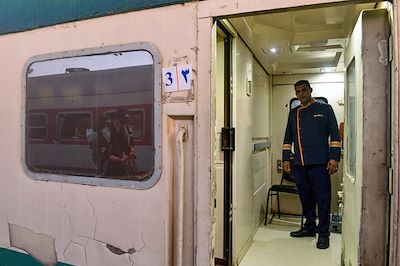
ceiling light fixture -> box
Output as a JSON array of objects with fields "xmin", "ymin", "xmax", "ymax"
[
  {"xmin": 320, "ymin": 67, "xmax": 335, "ymax": 73},
  {"xmin": 269, "ymin": 48, "xmax": 277, "ymax": 53}
]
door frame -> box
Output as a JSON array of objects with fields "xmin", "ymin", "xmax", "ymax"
[
  {"xmin": 215, "ymin": 21, "xmax": 234, "ymax": 265},
  {"xmin": 204, "ymin": 1, "xmax": 398, "ymax": 265},
  {"xmin": 343, "ymin": 8, "xmax": 392, "ymax": 265}
]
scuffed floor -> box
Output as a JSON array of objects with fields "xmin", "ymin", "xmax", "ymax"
[{"xmin": 239, "ymin": 219, "xmax": 341, "ymax": 266}]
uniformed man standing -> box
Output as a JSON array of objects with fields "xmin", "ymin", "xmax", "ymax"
[{"xmin": 282, "ymin": 80, "xmax": 341, "ymax": 249}]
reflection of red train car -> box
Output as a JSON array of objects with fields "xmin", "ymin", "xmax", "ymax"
[
  {"xmin": 28, "ymin": 106, "xmax": 152, "ymax": 145},
  {"xmin": 26, "ymin": 64, "xmax": 154, "ymax": 176}
]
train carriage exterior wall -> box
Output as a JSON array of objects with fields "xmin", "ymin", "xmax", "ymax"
[
  {"xmin": 0, "ymin": 2, "xmax": 201, "ymax": 265},
  {"xmin": 0, "ymin": 0, "xmax": 399, "ymax": 265}
]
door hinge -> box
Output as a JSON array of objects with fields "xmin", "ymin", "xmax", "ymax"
[
  {"xmin": 229, "ymin": 204, "xmax": 233, "ymax": 222},
  {"xmin": 221, "ymin": 127, "xmax": 235, "ymax": 151}
]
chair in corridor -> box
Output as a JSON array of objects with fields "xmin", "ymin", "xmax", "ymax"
[{"xmin": 264, "ymin": 156, "xmax": 304, "ymax": 226}]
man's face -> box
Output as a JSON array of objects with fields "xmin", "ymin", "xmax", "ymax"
[
  {"xmin": 295, "ymin": 83, "xmax": 312, "ymax": 105},
  {"xmin": 112, "ymin": 118, "xmax": 123, "ymax": 131}
]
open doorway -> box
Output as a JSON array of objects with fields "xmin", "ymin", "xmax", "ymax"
[{"xmin": 213, "ymin": 1, "xmax": 393, "ymax": 265}]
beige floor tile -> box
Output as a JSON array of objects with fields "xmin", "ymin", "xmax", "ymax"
[{"xmin": 239, "ymin": 220, "xmax": 341, "ymax": 266}]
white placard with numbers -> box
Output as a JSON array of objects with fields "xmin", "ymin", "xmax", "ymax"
[
  {"xmin": 162, "ymin": 64, "xmax": 192, "ymax": 92},
  {"xmin": 162, "ymin": 66, "xmax": 178, "ymax": 92}
]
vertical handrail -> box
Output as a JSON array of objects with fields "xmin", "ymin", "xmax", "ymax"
[{"xmin": 175, "ymin": 123, "xmax": 187, "ymax": 266}]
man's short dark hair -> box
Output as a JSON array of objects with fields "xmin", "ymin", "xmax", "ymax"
[
  {"xmin": 294, "ymin": 80, "xmax": 311, "ymax": 88},
  {"xmin": 294, "ymin": 80, "xmax": 312, "ymax": 92}
]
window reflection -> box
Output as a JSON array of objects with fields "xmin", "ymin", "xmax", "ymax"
[
  {"xmin": 57, "ymin": 113, "xmax": 91, "ymax": 139},
  {"xmin": 26, "ymin": 51, "xmax": 154, "ymax": 181},
  {"xmin": 28, "ymin": 113, "xmax": 47, "ymax": 140}
]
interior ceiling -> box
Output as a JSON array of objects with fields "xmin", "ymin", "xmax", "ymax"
[{"xmin": 228, "ymin": 2, "xmax": 377, "ymax": 75}]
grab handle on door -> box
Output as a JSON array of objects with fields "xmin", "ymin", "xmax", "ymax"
[{"xmin": 176, "ymin": 123, "xmax": 187, "ymax": 266}]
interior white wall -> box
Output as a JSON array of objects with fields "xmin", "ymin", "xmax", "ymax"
[
  {"xmin": 271, "ymin": 73, "xmax": 344, "ymax": 214},
  {"xmin": 232, "ymin": 37, "xmax": 271, "ymax": 264},
  {"xmin": 251, "ymin": 60, "xmax": 272, "ymax": 228}
]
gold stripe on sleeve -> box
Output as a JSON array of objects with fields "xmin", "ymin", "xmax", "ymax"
[
  {"xmin": 330, "ymin": 141, "xmax": 341, "ymax": 148},
  {"xmin": 282, "ymin": 144, "xmax": 292, "ymax": 150}
]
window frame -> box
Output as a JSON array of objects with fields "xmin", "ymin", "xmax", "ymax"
[
  {"xmin": 345, "ymin": 57, "xmax": 357, "ymax": 183},
  {"xmin": 22, "ymin": 42, "xmax": 162, "ymax": 190},
  {"xmin": 56, "ymin": 111, "xmax": 92, "ymax": 141}
]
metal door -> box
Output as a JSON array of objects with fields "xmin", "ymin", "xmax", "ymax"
[{"xmin": 342, "ymin": 8, "xmax": 390, "ymax": 266}]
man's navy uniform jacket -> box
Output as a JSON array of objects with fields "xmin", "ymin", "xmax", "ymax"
[{"xmin": 283, "ymin": 100, "xmax": 341, "ymax": 165}]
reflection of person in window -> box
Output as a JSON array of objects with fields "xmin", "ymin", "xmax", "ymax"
[{"xmin": 104, "ymin": 109, "xmax": 137, "ymax": 177}]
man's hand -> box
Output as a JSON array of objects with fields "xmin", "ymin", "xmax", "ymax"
[
  {"xmin": 283, "ymin": 161, "xmax": 291, "ymax": 173},
  {"xmin": 326, "ymin": 159, "xmax": 339, "ymax": 175},
  {"xmin": 120, "ymin": 153, "xmax": 129, "ymax": 162}
]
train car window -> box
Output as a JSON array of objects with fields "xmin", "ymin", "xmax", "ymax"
[
  {"xmin": 127, "ymin": 110, "xmax": 145, "ymax": 141},
  {"xmin": 57, "ymin": 112, "xmax": 91, "ymax": 140},
  {"xmin": 24, "ymin": 43, "xmax": 162, "ymax": 189},
  {"xmin": 28, "ymin": 113, "xmax": 47, "ymax": 140},
  {"xmin": 104, "ymin": 109, "xmax": 146, "ymax": 141}
]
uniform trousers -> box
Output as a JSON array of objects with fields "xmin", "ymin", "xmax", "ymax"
[{"xmin": 294, "ymin": 165, "xmax": 331, "ymax": 237}]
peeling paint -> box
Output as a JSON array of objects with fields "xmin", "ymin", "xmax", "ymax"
[
  {"xmin": 168, "ymin": 55, "xmax": 190, "ymax": 66},
  {"xmin": 9, "ymin": 224, "xmax": 57, "ymax": 266},
  {"xmin": 85, "ymin": 239, "xmax": 133, "ymax": 266},
  {"xmin": 190, "ymin": 46, "xmax": 200, "ymax": 55},
  {"xmin": 72, "ymin": 232, "xmax": 146, "ymax": 264},
  {"xmin": 377, "ymin": 39, "xmax": 388, "ymax": 66},
  {"xmin": 106, "ymin": 244, "xmax": 136, "ymax": 255},
  {"xmin": 163, "ymin": 92, "xmax": 194, "ymax": 103}
]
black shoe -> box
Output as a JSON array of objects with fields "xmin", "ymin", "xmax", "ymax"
[
  {"xmin": 290, "ymin": 228, "xmax": 316, "ymax": 238},
  {"xmin": 317, "ymin": 236, "xmax": 330, "ymax": 249}
]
